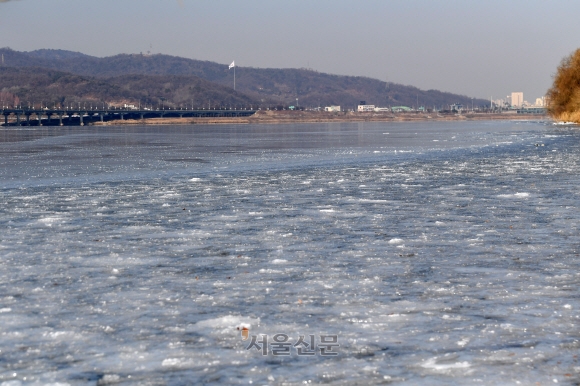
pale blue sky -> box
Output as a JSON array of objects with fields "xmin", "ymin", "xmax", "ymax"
[{"xmin": 1, "ymin": 0, "xmax": 579, "ymax": 101}]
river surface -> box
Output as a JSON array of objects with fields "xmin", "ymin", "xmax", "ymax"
[{"xmin": 1, "ymin": 120, "xmax": 579, "ymax": 385}]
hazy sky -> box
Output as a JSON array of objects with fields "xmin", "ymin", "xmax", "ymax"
[{"xmin": 1, "ymin": 0, "xmax": 579, "ymax": 101}]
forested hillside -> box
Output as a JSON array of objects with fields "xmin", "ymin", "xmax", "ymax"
[
  {"xmin": 0, "ymin": 48, "xmax": 489, "ymax": 110},
  {"xmin": 0, "ymin": 67, "xmax": 254, "ymax": 109}
]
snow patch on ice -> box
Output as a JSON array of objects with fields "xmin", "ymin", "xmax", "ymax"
[
  {"xmin": 38, "ymin": 216, "xmax": 62, "ymax": 225},
  {"xmin": 498, "ymin": 192, "xmax": 530, "ymax": 198},
  {"xmin": 162, "ymin": 358, "xmax": 196, "ymax": 368},
  {"xmin": 421, "ymin": 357, "xmax": 471, "ymax": 372}
]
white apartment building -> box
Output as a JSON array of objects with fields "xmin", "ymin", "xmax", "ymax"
[
  {"xmin": 511, "ymin": 92, "xmax": 523, "ymax": 108},
  {"xmin": 324, "ymin": 106, "xmax": 341, "ymax": 112}
]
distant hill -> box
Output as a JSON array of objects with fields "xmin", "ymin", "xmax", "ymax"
[
  {"xmin": 0, "ymin": 47, "xmax": 489, "ymax": 109},
  {"xmin": 26, "ymin": 49, "xmax": 93, "ymax": 61},
  {"xmin": 0, "ymin": 66, "xmax": 254, "ymax": 109}
]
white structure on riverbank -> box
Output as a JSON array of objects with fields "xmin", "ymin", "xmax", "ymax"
[
  {"xmin": 357, "ymin": 104, "xmax": 375, "ymax": 112},
  {"xmin": 511, "ymin": 92, "xmax": 523, "ymax": 108}
]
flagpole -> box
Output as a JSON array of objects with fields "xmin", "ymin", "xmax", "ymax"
[{"xmin": 229, "ymin": 61, "xmax": 236, "ymax": 90}]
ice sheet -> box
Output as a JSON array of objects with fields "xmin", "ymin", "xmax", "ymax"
[{"xmin": 1, "ymin": 120, "xmax": 579, "ymax": 384}]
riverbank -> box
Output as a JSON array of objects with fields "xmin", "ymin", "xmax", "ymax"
[{"xmin": 91, "ymin": 110, "xmax": 550, "ymax": 126}]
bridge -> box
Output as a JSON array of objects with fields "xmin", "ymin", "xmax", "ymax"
[{"xmin": 1, "ymin": 107, "xmax": 257, "ymax": 126}]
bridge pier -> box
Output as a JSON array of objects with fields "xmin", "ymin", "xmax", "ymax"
[
  {"xmin": 25, "ymin": 114, "xmax": 30, "ymax": 126},
  {"xmin": 46, "ymin": 113, "xmax": 51, "ymax": 125},
  {"xmin": 3, "ymin": 114, "xmax": 7, "ymax": 125},
  {"xmin": 79, "ymin": 113, "xmax": 84, "ymax": 126},
  {"xmin": 120, "ymin": 113, "xmax": 124, "ymax": 120},
  {"xmin": 16, "ymin": 113, "xmax": 20, "ymax": 125},
  {"xmin": 100, "ymin": 113, "xmax": 104, "ymax": 122},
  {"xmin": 38, "ymin": 112, "xmax": 43, "ymax": 126},
  {"xmin": 140, "ymin": 113, "xmax": 144, "ymax": 120},
  {"xmin": 59, "ymin": 114, "xmax": 63, "ymax": 126}
]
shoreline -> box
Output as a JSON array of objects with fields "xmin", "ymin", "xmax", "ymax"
[
  {"xmin": 91, "ymin": 111, "xmax": 551, "ymax": 126},
  {"xmin": 1, "ymin": 111, "xmax": 551, "ymax": 127}
]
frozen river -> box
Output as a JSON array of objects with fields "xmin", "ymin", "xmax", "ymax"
[{"xmin": 1, "ymin": 120, "xmax": 579, "ymax": 385}]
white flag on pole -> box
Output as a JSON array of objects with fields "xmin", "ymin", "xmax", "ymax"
[{"xmin": 229, "ymin": 61, "xmax": 235, "ymax": 69}]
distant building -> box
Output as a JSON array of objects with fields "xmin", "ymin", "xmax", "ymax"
[
  {"xmin": 535, "ymin": 97, "xmax": 545, "ymax": 107},
  {"xmin": 358, "ymin": 104, "xmax": 375, "ymax": 112},
  {"xmin": 511, "ymin": 92, "xmax": 523, "ymax": 108},
  {"xmin": 324, "ymin": 106, "xmax": 341, "ymax": 112},
  {"xmin": 391, "ymin": 106, "xmax": 412, "ymax": 112},
  {"xmin": 450, "ymin": 103, "xmax": 464, "ymax": 112}
]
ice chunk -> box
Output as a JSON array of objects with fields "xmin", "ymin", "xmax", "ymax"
[{"xmin": 421, "ymin": 357, "xmax": 471, "ymax": 372}]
